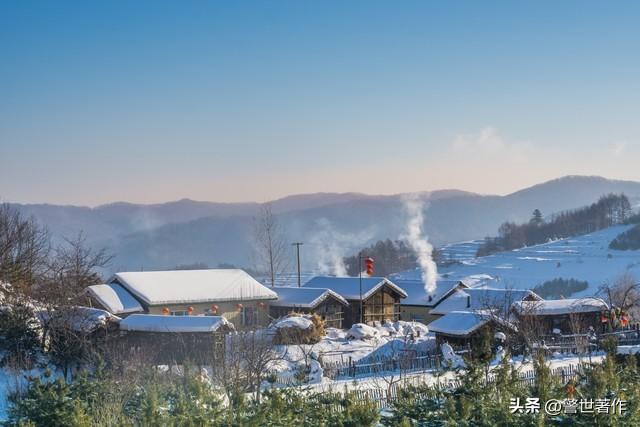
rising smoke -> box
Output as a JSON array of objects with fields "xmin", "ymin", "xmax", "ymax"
[
  {"xmin": 402, "ymin": 193, "xmax": 438, "ymax": 294},
  {"xmin": 309, "ymin": 218, "xmax": 376, "ymax": 276}
]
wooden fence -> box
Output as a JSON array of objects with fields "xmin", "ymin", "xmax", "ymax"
[
  {"xmin": 322, "ymin": 352, "xmax": 442, "ymax": 380},
  {"xmin": 342, "ymin": 362, "xmax": 588, "ymax": 410}
]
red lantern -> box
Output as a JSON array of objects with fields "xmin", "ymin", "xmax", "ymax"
[
  {"xmin": 600, "ymin": 313, "xmax": 608, "ymax": 323},
  {"xmin": 187, "ymin": 306, "xmax": 194, "ymax": 315},
  {"xmin": 365, "ymin": 257, "xmax": 374, "ymax": 276},
  {"xmin": 210, "ymin": 304, "xmax": 219, "ymax": 314},
  {"xmin": 258, "ymin": 302, "xmax": 265, "ymax": 309},
  {"xmin": 236, "ymin": 303, "xmax": 244, "ymax": 312},
  {"xmin": 162, "ymin": 307, "xmax": 170, "ymax": 315}
]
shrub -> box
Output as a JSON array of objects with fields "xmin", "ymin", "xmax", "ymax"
[{"xmin": 610, "ymin": 224, "xmax": 640, "ymax": 250}]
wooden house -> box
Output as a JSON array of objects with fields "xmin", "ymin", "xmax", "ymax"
[
  {"xmin": 118, "ymin": 314, "xmax": 234, "ymax": 365},
  {"xmin": 303, "ymin": 276, "xmax": 407, "ymax": 328},
  {"xmin": 393, "ymin": 279, "xmax": 468, "ymax": 324},
  {"xmin": 512, "ymin": 298, "xmax": 609, "ymax": 335},
  {"xmin": 428, "ymin": 310, "xmax": 515, "ymax": 348},
  {"xmin": 270, "ymin": 287, "xmax": 349, "ymax": 328}
]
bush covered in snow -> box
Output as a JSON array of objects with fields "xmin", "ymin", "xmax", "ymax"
[{"xmin": 272, "ymin": 313, "xmax": 325, "ymax": 345}]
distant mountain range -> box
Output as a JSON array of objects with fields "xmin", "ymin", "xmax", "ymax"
[{"xmin": 9, "ymin": 175, "xmax": 640, "ymax": 274}]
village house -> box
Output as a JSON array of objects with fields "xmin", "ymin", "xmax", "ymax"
[
  {"xmin": 303, "ymin": 276, "xmax": 407, "ymax": 328},
  {"xmin": 118, "ymin": 314, "xmax": 234, "ymax": 364},
  {"xmin": 426, "ymin": 287, "xmax": 541, "ymax": 347},
  {"xmin": 512, "ymin": 297, "xmax": 610, "ymax": 335},
  {"xmin": 87, "ymin": 269, "xmax": 277, "ymax": 328},
  {"xmin": 270, "ymin": 286, "xmax": 349, "ymax": 328},
  {"xmin": 429, "ymin": 287, "xmax": 542, "ymax": 318},
  {"xmin": 428, "ymin": 310, "xmax": 515, "ymax": 348},
  {"xmin": 393, "ymin": 279, "xmax": 468, "ymax": 324}
]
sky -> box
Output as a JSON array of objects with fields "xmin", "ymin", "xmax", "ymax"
[{"xmin": 1, "ymin": 0, "xmax": 640, "ymax": 206}]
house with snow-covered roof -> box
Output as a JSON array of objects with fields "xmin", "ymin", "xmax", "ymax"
[
  {"xmin": 303, "ymin": 276, "xmax": 407, "ymax": 327},
  {"xmin": 512, "ymin": 297, "xmax": 609, "ymax": 335},
  {"xmin": 90, "ymin": 269, "xmax": 277, "ymax": 328},
  {"xmin": 270, "ymin": 286, "xmax": 349, "ymax": 328},
  {"xmin": 428, "ymin": 310, "xmax": 516, "ymax": 348},
  {"xmin": 119, "ymin": 314, "xmax": 234, "ymax": 364},
  {"xmin": 429, "ymin": 287, "xmax": 542, "ymax": 317},
  {"xmin": 393, "ymin": 279, "xmax": 468, "ymax": 324}
]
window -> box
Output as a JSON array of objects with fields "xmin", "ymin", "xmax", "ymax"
[
  {"xmin": 171, "ymin": 310, "xmax": 187, "ymax": 316},
  {"xmin": 241, "ymin": 306, "xmax": 258, "ymax": 326}
]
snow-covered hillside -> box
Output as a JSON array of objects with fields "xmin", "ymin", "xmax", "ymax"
[{"xmin": 394, "ymin": 225, "xmax": 640, "ymax": 297}]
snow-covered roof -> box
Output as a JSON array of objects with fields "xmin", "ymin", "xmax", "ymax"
[
  {"xmin": 303, "ymin": 276, "xmax": 407, "ymax": 300},
  {"xmin": 111, "ymin": 269, "xmax": 277, "ymax": 306},
  {"xmin": 271, "ymin": 286, "xmax": 349, "ymax": 308},
  {"xmin": 119, "ymin": 314, "xmax": 233, "ymax": 333},
  {"xmin": 513, "ymin": 298, "xmax": 609, "ymax": 316},
  {"xmin": 86, "ymin": 283, "xmax": 144, "ymax": 315},
  {"xmin": 430, "ymin": 287, "xmax": 540, "ymax": 316},
  {"xmin": 393, "ymin": 279, "xmax": 466, "ymax": 307},
  {"xmin": 428, "ymin": 311, "xmax": 489, "ymax": 336},
  {"xmin": 37, "ymin": 306, "xmax": 121, "ymax": 333}
]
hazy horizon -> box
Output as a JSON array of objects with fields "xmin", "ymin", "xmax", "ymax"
[{"xmin": 2, "ymin": 1, "xmax": 640, "ymax": 206}]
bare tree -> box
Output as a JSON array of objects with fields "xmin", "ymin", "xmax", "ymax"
[
  {"xmin": 0, "ymin": 204, "xmax": 50, "ymax": 294},
  {"xmin": 252, "ymin": 204, "xmax": 289, "ymax": 286},
  {"xmin": 598, "ymin": 272, "xmax": 640, "ymax": 320}
]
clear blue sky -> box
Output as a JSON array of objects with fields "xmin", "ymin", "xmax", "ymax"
[{"xmin": 1, "ymin": 1, "xmax": 639, "ymax": 206}]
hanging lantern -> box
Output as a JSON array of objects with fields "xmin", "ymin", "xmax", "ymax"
[
  {"xmin": 187, "ymin": 306, "xmax": 194, "ymax": 315},
  {"xmin": 236, "ymin": 303, "xmax": 244, "ymax": 312},
  {"xmin": 257, "ymin": 302, "xmax": 266, "ymax": 309},
  {"xmin": 600, "ymin": 313, "xmax": 608, "ymax": 323},
  {"xmin": 210, "ymin": 304, "xmax": 219, "ymax": 314},
  {"xmin": 162, "ymin": 307, "xmax": 170, "ymax": 315},
  {"xmin": 621, "ymin": 314, "xmax": 630, "ymax": 327}
]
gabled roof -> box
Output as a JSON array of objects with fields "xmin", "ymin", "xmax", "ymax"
[
  {"xmin": 86, "ymin": 283, "xmax": 144, "ymax": 315},
  {"xmin": 111, "ymin": 269, "xmax": 277, "ymax": 306},
  {"xmin": 428, "ymin": 311, "xmax": 490, "ymax": 336},
  {"xmin": 513, "ymin": 298, "xmax": 609, "ymax": 316},
  {"xmin": 271, "ymin": 286, "xmax": 349, "ymax": 308},
  {"xmin": 303, "ymin": 276, "xmax": 407, "ymax": 300},
  {"xmin": 120, "ymin": 314, "xmax": 233, "ymax": 333},
  {"xmin": 393, "ymin": 279, "xmax": 466, "ymax": 307},
  {"xmin": 430, "ymin": 287, "xmax": 541, "ymax": 316}
]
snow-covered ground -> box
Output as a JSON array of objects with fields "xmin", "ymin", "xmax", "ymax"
[{"xmin": 394, "ymin": 225, "xmax": 640, "ymax": 297}]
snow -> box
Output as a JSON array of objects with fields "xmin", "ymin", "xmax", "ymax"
[
  {"xmin": 119, "ymin": 314, "xmax": 233, "ymax": 333},
  {"xmin": 272, "ymin": 316, "xmax": 313, "ymax": 330},
  {"xmin": 303, "ymin": 276, "xmax": 407, "ymax": 300},
  {"xmin": 393, "ymin": 225, "xmax": 640, "ymax": 299},
  {"xmin": 86, "ymin": 283, "xmax": 143, "ymax": 315},
  {"xmin": 440, "ymin": 342, "xmax": 465, "ymax": 368},
  {"xmin": 513, "ymin": 297, "xmax": 609, "ymax": 315},
  {"xmin": 392, "ymin": 279, "xmax": 465, "ymax": 306},
  {"xmin": 36, "ymin": 307, "xmax": 120, "ymax": 332},
  {"xmin": 617, "ymin": 345, "xmax": 640, "ymax": 355},
  {"xmin": 270, "ymin": 286, "xmax": 348, "ymax": 308},
  {"xmin": 428, "ymin": 311, "xmax": 489, "ymax": 336},
  {"xmin": 111, "ymin": 269, "xmax": 277, "ymax": 305},
  {"xmin": 347, "ymin": 323, "xmax": 382, "ymax": 340}
]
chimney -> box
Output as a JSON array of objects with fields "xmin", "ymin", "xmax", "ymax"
[{"xmin": 466, "ymin": 295, "xmax": 471, "ymax": 308}]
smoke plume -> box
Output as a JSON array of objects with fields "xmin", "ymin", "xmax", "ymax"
[{"xmin": 402, "ymin": 193, "xmax": 438, "ymax": 294}]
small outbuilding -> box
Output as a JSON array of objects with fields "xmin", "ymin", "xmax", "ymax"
[
  {"xmin": 270, "ymin": 287, "xmax": 349, "ymax": 329},
  {"xmin": 428, "ymin": 310, "xmax": 515, "ymax": 348},
  {"xmin": 118, "ymin": 314, "xmax": 234, "ymax": 364},
  {"xmin": 86, "ymin": 283, "xmax": 144, "ymax": 317}
]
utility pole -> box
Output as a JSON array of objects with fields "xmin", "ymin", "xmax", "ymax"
[
  {"xmin": 359, "ymin": 254, "xmax": 363, "ymax": 324},
  {"xmin": 292, "ymin": 242, "xmax": 303, "ymax": 287}
]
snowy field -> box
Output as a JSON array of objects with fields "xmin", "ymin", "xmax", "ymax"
[{"xmin": 394, "ymin": 225, "xmax": 640, "ymax": 297}]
